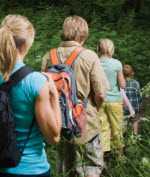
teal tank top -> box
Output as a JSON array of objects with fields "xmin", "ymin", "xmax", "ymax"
[
  {"xmin": 100, "ymin": 57, "xmax": 123, "ymax": 102},
  {"xmin": 0, "ymin": 60, "xmax": 50, "ymax": 175}
]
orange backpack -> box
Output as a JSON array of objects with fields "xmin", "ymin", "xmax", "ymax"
[{"xmin": 46, "ymin": 47, "xmax": 87, "ymax": 140}]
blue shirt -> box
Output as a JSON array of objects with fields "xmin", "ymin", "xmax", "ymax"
[
  {"xmin": 0, "ymin": 76, "xmax": 3, "ymax": 85},
  {"xmin": 0, "ymin": 61, "xmax": 50, "ymax": 175},
  {"xmin": 100, "ymin": 57, "xmax": 123, "ymax": 102}
]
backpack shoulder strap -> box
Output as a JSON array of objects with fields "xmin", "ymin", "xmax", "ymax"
[
  {"xmin": 65, "ymin": 47, "xmax": 84, "ymax": 66},
  {"xmin": 50, "ymin": 48, "xmax": 59, "ymax": 65},
  {"xmin": 0, "ymin": 66, "xmax": 33, "ymax": 91},
  {"xmin": 9, "ymin": 66, "xmax": 33, "ymax": 85}
]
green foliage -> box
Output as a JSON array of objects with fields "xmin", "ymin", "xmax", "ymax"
[
  {"xmin": 25, "ymin": 6, "xmax": 65, "ymax": 69},
  {"xmin": 46, "ymin": 117, "xmax": 150, "ymax": 177},
  {"xmin": 102, "ymin": 118, "xmax": 150, "ymax": 177},
  {"xmin": 0, "ymin": 0, "xmax": 149, "ymax": 86},
  {"xmin": 86, "ymin": 27, "xmax": 150, "ymax": 86},
  {"xmin": 0, "ymin": 1, "xmax": 149, "ymax": 177},
  {"xmin": 142, "ymin": 82, "xmax": 150, "ymax": 97}
]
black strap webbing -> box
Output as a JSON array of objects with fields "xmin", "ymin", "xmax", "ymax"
[
  {"xmin": 0, "ymin": 65, "xmax": 34, "ymax": 154},
  {"xmin": 0, "ymin": 66, "xmax": 33, "ymax": 91}
]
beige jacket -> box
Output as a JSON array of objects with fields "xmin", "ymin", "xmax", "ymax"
[{"xmin": 41, "ymin": 41, "xmax": 109, "ymax": 143}]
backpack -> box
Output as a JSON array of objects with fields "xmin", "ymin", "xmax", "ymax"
[
  {"xmin": 0, "ymin": 66, "xmax": 34, "ymax": 168},
  {"xmin": 46, "ymin": 47, "xmax": 87, "ymax": 141}
]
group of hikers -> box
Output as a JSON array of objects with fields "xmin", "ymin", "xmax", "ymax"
[{"xmin": 0, "ymin": 14, "xmax": 142, "ymax": 177}]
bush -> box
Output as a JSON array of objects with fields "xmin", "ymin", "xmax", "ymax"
[
  {"xmin": 0, "ymin": 2, "xmax": 149, "ymax": 177},
  {"xmin": 142, "ymin": 82, "xmax": 150, "ymax": 98},
  {"xmin": 1, "ymin": 1, "xmax": 149, "ymax": 86}
]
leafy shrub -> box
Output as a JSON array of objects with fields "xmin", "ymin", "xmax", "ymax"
[
  {"xmin": 0, "ymin": 2, "xmax": 149, "ymax": 177},
  {"xmin": 141, "ymin": 82, "xmax": 150, "ymax": 98}
]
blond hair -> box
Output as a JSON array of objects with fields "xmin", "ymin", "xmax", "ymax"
[
  {"xmin": 61, "ymin": 15, "xmax": 88, "ymax": 43},
  {"xmin": 97, "ymin": 38, "xmax": 115, "ymax": 57},
  {"xmin": 0, "ymin": 15, "xmax": 35, "ymax": 80}
]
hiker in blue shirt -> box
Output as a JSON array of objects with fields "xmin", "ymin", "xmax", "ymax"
[
  {"xmin": 97, "ymin": 38, "xmax": 126, "ymax": 154},
  {"xmin": 0, "ymin": 15, "xmax": 61, "ymax": 177}
]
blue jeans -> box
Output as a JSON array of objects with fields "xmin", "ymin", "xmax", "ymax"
[{"xmin": 0, "ymin": 170, "xmax": 50, "ymax": 177}]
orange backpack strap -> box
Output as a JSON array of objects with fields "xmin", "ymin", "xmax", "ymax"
[
  {"xmin": 50, "ymin": 48, "xmax": 59, "ymax": 65},
  {"xmin": 65, "ymin": 47, "xmax": 84, "ymax": 66}
]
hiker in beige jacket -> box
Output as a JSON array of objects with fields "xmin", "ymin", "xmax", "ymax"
[{"xmin": 41, "ymin": 16, "xmax": 109, "ymax": 177}]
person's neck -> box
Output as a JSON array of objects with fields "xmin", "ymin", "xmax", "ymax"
[
  {"xmin": 126, "ymin": 76, "xmax": 132, "ymax": 80},
  {"xmin": 100, "ymin": 55, "xmax": 112, "ymax": 59},
  {"xmin": 16, "ymin": 52, "xmax": 24, "ymax": 61}
]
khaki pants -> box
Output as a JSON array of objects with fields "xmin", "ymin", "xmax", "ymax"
[{"xmin": 56, "ymin": 135, "xmax": 104, "ymax": 177}]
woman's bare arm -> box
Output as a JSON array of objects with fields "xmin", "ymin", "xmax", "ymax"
[
  {"xmin": 35, "ymin": 78, "xmax": 61, "ymax": 144},
  {"xmin": 117, "ymin": 71, "xmax": 126, "ymax": 89}
]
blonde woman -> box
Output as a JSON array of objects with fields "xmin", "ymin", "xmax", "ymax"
[
  {"xmin": 97, "ymin": 39, "xmax": 126, "ymax": 154},
  {"xmin": 0, "ymin": 15, "xmax": 61, "ymax": 177}
]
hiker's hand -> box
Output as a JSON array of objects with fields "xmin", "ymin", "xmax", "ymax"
[
  {"xmin": 130, "ymin": 111, "xmax": 135, "ymax": 118},
  {"xmin": 95, "ymin": 93, "xmax": 104, "ymax": 111}
]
